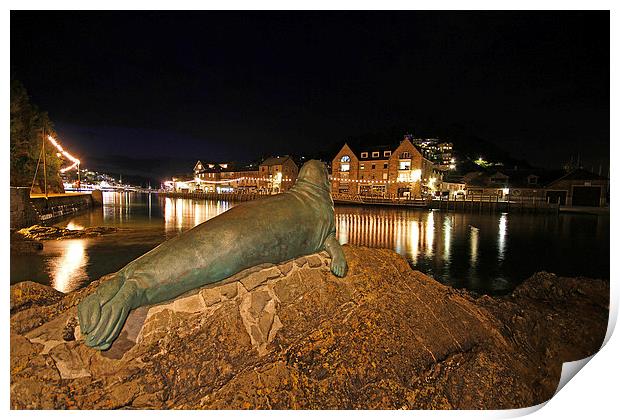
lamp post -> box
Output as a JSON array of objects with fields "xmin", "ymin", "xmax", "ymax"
[{"xmin": 43, "ymin": 128, "xmax": 48, "ymax": 198}]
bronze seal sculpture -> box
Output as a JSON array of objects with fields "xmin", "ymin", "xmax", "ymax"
[{"xmin": 78, "ymin": 160, "xmax": 347, "ymax": 350}]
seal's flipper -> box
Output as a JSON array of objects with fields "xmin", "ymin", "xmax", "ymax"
[
  {"xmin": 81, "ymin": 279, "xmax": 140, "ymax": 349},
  {"xmin": 323, "ymin": 234, "xmax": 348, "ymax": 277},
  {"xmin": 78, "ymin": 275, "xmax": 125, "ymax": 335}
]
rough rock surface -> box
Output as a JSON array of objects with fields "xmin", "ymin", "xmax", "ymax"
[
  {"xmin": 17, "ymin": 224, "xmax": 118, "ymax": 241},
  {"xmin": 10, "ymin": 232, "xmax": 43, "ymax": 254},
  {"xmin": 10, "ymin": 246, "xmax": 608, "ymax": 409}
]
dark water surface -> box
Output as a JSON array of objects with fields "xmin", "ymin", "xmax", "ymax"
[{"xmin": 10, "ymin": 192, "xmax": 609, "ymax": 295}]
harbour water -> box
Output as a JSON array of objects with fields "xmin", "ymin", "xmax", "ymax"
[{"xmin": 10, "ymin": 192, "xmax": 609, "ymax": 295}]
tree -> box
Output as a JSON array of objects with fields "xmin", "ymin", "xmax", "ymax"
[{"xmin": 10, "ymin": 80, "xmax": 64, "ymax": 193}]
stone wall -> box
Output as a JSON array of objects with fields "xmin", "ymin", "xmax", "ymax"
[
  {"xmin": 10, "ymin": 190, "xmax": 94, "ymax": 229},
  {"xmin": 10, "ymin": 187, "xmax": 40, "ymax": 229},
  {"xmin": 30, "ymin": 194, "xmax": 93, "ymax": 223}
]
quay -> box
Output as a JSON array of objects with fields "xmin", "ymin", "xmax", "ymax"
[
  {"xmin": 159, "ymin": 191, "xmax": 561, "ymax": 214},
  {"xmin": 332, "ymin": 193, "xmax": 559, "ymax": 213},
  {"xmin": 159, "ymin": 191, "xmax": 269, "ymax": 202},
  {"xmin": 10, "ymin": 187, "xmax": 103, "ymax": 229}
]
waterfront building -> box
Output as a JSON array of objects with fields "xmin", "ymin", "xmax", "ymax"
[
  {"xmin": 545, "ymin": 168, "xmax": 609, "ymax": 206},
  {"xmin": 461, "ymin": 168, "xmax": 609, "ymax": 207},
  {"xmin": 331, "ymin": 138, "xmax": 438, "ymax": 198},
  {"xmin": 192, "ymin": 161, "xmax": 261, "ymax": 193},
  {"xmin": 406, "ymin": 135, "xmax": 454, "ymax": 170},
  {"xmin": 187, "ymin": 156, "xmax": 298, "ymax": 194},
  {"xmin": 219, "ymin": 163, "xmax": 261, "ymax": 192},
  {"xmin": 259, "ymin": 156, "xmax": 299, "ymax": 193},
  {"xmin": 439, "ymin": 174, "xmax": 466, "ymax": 197},
  {"xmin": 193, "ymin": 161, "xmax": 222, "ymax": 191},
  {"xmin": 462, "ymin": 170, "xmax": 545, "ymax": 200}
]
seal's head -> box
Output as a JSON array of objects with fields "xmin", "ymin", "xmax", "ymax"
[{"xmin": 296, "ymin": 160, "xmax": 330, "ymax": 192}]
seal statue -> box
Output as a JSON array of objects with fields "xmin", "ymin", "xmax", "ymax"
[{"xmin": 78, "ymin": 160, "xmax": 347, "ymax": 350}]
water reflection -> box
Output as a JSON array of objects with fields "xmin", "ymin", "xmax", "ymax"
[
  {"xmin": 409, "ymin": 220, "xmax": 419, "ymax": 265},
  {"xmin": 469, "ymin": 226, "xmax": 479, "ymax": 267},
  {"xmin": 48, "ymin": 240, "xmax": 88, "ymax": 293},
  {"xmin": 336, "ymin": 211, "xmax": 430, "ymax": 265},
  {"xmin": 66, "ymin": 221, "xmax": 84, "ymax": 230},
  {"xmin": 498, "ymin": 213, "xmax": 507, "ymax": 261},
  {"xmin": 443, "ymin": 216, "xmax": 452, "ymax": 268},
  {"xmin": 163, "ymin": 197, "xmax": 232, "ymax": 232}
]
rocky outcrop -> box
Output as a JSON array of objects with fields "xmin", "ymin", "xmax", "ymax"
[
  {"xmin": 17, "ymin": 224, "xmax": 118, "ymax": 241},
  {"xmin": 10, "ymin": 231, "xmax": 43, "ymax": 254},
  {"xmin": 10, "ymin": 246, "xmax": 608, "ymax": 410}
]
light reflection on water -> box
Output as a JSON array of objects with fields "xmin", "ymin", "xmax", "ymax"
[
  {"xmin": 66, "ymin": 221, "xmax": 84, "ymax": 231},
  {"xmin": 9, "ymin": 192, "xmax": 609, "ymax": 296},
  {"xmin": 48, "ymin": 240, "xmax": 88, "ymax": 293},
  {"xmin": 470, "ymin": 226, "xmax": 479, "ymax": 268},
  {"xmin": 498, "ymin": 213, "xmax": 507, "ymax": 261}
]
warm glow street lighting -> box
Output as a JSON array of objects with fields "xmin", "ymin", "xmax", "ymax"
[{"xmin": 47, "ymin": 135, "xmax": 81, "ymax": 173}]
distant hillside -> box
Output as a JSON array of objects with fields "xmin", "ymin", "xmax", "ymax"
[{"xmin": 82, "ymin": 155, "xmax": 197, "ymax": 187}]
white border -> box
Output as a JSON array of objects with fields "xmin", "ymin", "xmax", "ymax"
[{"xmin": 3, "ymin": 3, "xmax": 616, "ymax": 419}]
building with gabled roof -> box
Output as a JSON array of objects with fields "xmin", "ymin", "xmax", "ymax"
[
  {"xmin": 545, "ymin": 168, "xmax": 608, "ymax": 206},
  {"xmin": 331, "ymin": 138, "xmax": 439, "ymax": 198},
  {"xmin": 461, "ymin": 167, "xmax": 608, "ymax": 206},
  {"xmin": 259, "ymin": 155, "xmax": 299, "ymax": 193}
]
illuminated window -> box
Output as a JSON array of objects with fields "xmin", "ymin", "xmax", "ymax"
[
  {"xmin": 340, "ymin": 163, "xmax": 350, "ymax": 172},
  {"xmin": 360, "ymin": 164, "xmax": 365, "ymax": 170},
  {"xmin": 341, "ymin": 155, "xmax": 351, "ymax": 162},
  {"xmin": 399, "ymin": 160, "xmax": 411, "ymax": 170}
]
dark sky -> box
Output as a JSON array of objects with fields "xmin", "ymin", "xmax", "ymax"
[{"xmin": 11, "ymin": 11, "xmax": 609, "ymax": 178}]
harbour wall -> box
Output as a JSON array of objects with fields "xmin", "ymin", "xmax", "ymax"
[
  {"xmin": 10, "ymin": 188, "xmax": 40, "ymax": 229},
  {"xmin": 159, "ymin": 190, "xmax": 560, "ymax": 214},
  {"xmin": 10, "ymin": 187, "xmax": 98, "ymax": 229}
]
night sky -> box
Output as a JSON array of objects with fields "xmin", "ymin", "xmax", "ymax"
[{"xmin": 11, "ymin": 11, "xmax": 609, "ymax": 180}]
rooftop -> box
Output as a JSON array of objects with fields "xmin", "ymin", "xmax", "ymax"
[{"xmin": 261, "ymin": 156, "xmax": 295, "ymax": 166}]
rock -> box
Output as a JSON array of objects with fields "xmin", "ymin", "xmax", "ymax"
[
  {"xmin": 17, "ymin": 224, "xmax": 118, "ymax": 241},
  {"xmin": 10, "ymin": 281, "xmax": 64, "ymax": 314},
  {"xmin": 306, "ymin": 255, "xmax": 323, "ymax": 268},
  {"xmin": 240, "ymin": 267, "xmax": 280, "ymax": 291},
  {"xmin": 278, "ymin": 261, "xmax": 293, "ymax": 276},
  {"xmin": 10, "ymin": 231, "xmax": 43, "ymax": 254},
  {"xmin": 62, "ymin": 317, "xmax": 78, "ymax": 341},
  {"xmin": 9, "ymin": 246, "xmax": 608, "ymax": 409}
]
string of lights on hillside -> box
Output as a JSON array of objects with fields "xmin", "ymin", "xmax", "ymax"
[{"xmin": 47, "ymin": 135, "xmax": 80, "ymax": 173}]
